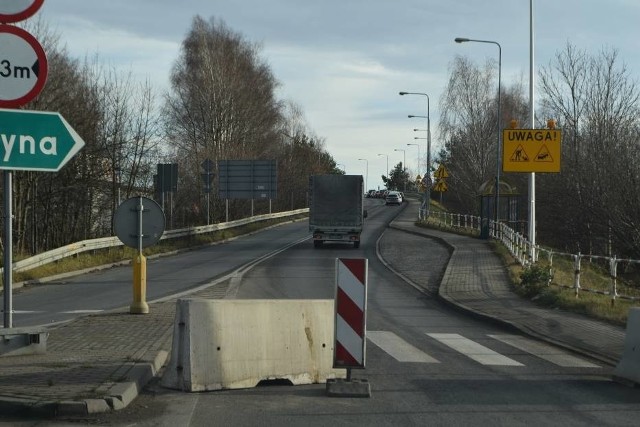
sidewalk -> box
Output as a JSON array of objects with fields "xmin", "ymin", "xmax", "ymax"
[
  {"xmin": 0, "ymin": 200, "xmax": 627, "ymax": 417},
  {"xmin": 385, "ymin": 200, "xmax": 625, "ymax": 367}
]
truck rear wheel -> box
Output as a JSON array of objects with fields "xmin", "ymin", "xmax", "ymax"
[
  {"xmin": 353, "ymin": 241, "xmax": 360, "ymax": 248},
  {"xmin": 314, "ymin": 240, "xmax": 323, "ymax": 248}
]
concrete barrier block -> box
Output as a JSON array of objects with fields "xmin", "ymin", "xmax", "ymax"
[
  {"xmin": 162, "ymin": 298, "xmax": 345, "ymax": 391},
  {"xmin": 0, "ymin": 327, "xmax": 48, "ymax": 357},
  {"xmin": 613, "ymin": 307, "xmax": 640, "ymax": 386}
]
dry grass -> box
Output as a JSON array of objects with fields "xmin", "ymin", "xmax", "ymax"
[{"xmin": 495, "ymin": 243, "xmax": 640, "ymax": 327}]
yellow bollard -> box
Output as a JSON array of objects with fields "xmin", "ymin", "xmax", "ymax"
[{"xmin": 130, "ymin": 254, "xmax": 149, "ymax": 314}]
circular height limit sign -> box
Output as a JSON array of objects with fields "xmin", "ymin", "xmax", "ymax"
[
  {"xmin": 0, "ymin": 0, "xmax": 44, "ymax": 23},
  {"xmin": 0, "ymin": 24, "xmax": 47, "ymax": 107}
]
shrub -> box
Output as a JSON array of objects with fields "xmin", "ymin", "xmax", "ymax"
[{"xmin": 519, "ymin": 264, "xmax": 552, "ymax": 298}]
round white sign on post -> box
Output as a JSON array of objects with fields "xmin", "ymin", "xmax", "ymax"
[
  {"xmin": 0, "ymin": 0, "xmax": 44, "ymax": 23},
  {"xmin": 114, "ymin": 197, "xmax": 166, "ymax": 250},
  {"xmin": 0, "ymin": 24, "xmax": 47, "ymax": 108}
]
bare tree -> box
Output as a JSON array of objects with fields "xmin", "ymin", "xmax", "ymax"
[
  {"xmin": 438, "ymin": 55, "xmax": 526, "ymax": 213},
  {"xmin": 538, "ymin": 43, "xmax": 640, "ymax": 257},
  {"xmin": 164, "ymin": 16, "xmax": 289, "ymax": 222}
]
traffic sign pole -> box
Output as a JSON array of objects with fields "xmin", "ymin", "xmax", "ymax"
[
  {"xmin": 1, "ymin": 0, "xmax": 49, "ymax": 329},
  {"xmin": 113, "ymin": 196, "xmax": 165, "ymax": 315},
  {"xmin": 131, "ymin": 197, "xmax": 149, "ymax": 314},
  {"xmin": 3, "ymin": 171, "xmax": 12, "ymax": 327}
]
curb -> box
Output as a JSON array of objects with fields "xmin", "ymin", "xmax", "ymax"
[
  {"xmin": 0, "ymin": 349, "xmax": 169, "ymax": 417},
  {"xmin": 386, "ymin": 209, "xmax": 619, "ymax": 368}
]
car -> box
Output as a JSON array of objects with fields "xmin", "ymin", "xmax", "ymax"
[{"xmin": 385, "ymin": 191, "xmax": 402, "ymax": 205}]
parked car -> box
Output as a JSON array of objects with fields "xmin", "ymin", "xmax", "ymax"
[{"xmin": 385, "ymin": 191, "xmax": 402, "ymax": 205}]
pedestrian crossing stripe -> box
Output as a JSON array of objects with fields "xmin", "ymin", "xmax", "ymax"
[
  {"xmin": 367, "ymin": 331, "xmax": 439, "ymax": 363},
  {"xmin": 366, "ymin": 331, "xmax": 599, "ymax": 368},
  {"xmin": 489, "ymin": 334, "xmax": 599, "ymax": 368},
  {"xmin": 428, "ymin": 333, "xmax": 523, "ymax": 366}
]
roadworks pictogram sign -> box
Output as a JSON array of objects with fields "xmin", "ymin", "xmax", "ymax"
[
  {"xmin": 433, "ymin": 179, "xmax": 448, "ymax": 192},
  {"xmin": 502, "ymin": 129, "xmax": 561, "ymax": 173}
]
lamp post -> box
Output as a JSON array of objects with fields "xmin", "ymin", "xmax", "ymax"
[
  {"xmin": 393, "ymin": 149, "xmax": 406, "ymax": 192},
  {"xmin": 401, "ymin": 90, "xmax": 432, "ymax": 218},
  {"xmin": 377, "ymin": 153, "xmax": 389, "ymax": 185},
  {"xmin": 454, "ymin": 37, "xmax": 502, "ymax": 229},
  {"xmin": 407, "ymin": 143, "xmax": 420, "ymax": 175},
  {"xmin": 529, "ymin": 0, "xmax": 536, "ymax": 261},
  {"xmin": 357, "ymin": 158, "xmax": 368, "ymax": 192}
]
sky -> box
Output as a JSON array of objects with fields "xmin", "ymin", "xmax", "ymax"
[{"xmin": 29, "ymin": 0, "xmax": 640, "ymax": 190}]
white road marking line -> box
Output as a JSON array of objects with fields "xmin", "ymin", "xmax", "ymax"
[
  {"xmin": 489, "ymin": 334, "xmax": 600, "ymax": 368},
  {"xmin": 8, "ymin": 310, "xmax": 103, "ymax": 314},
  {"xmin": 61, "ymin": 310, "xmax": 104, "ymax": 314},
  {"xmin": 427, "ymin": 333, "xmax": 524, "ymax": 366},
  {"xmin": 368, "ymin": 331, "xmax": 439, "ymax": 363}
]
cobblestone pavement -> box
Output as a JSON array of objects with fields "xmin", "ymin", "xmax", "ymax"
[
  {"xmin": 387, "ymin": 201, "xmax": 625, "ymax": 366},
  {"xmin": 0, "ymin": 200, "xmax": 629, "ymax": 417}
]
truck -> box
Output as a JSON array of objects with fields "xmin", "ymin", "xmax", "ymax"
[{"xmin": 308, "ymin": 174, "xmax": 366, "ymax": 248}]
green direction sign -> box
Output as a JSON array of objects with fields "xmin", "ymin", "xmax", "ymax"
[{"xmin": 0, "ymin": 109, "xmax": 85, "ymax": 171}]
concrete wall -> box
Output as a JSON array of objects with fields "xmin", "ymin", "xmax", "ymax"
[
  {"xmin": 162, "ymin": 298, "xmax": 345, "ymax": 391},
  {"xmin": 614, "ymin": 307, "xmax": 640, "ymax": 386}
]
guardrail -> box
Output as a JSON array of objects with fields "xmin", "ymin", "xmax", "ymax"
[
  {"xmin": 2, "ymin": 208, "xmax": 309, "ymax": 275},
  {"xmin": 429, "ymin": 211, "xmax": 640, "ymax": 302}
]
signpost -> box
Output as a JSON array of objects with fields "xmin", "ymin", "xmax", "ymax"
[
  {"xmin": 502, "ymin": 129, "xmax": 562, "ymax": 173},
  {"xmin": 201, "ymin": 159, "xmax": 214, "ymax": 225},
  {"xmin": 433, "ymin": 164, "xmax": 449, "ymax": 202},
  {"xmin": 1, "ymin": 1, "xmax": 82, "ymax": 329},
  {"xmin": 114, "ymin": 197, "xmax": 166, "ymax": 314}
]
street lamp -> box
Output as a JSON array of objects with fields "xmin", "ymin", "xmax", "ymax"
[
  {"xmin": 357, "ymin": 158, "xmax": 368, "ymax": 192},
  {"xmin": 401, "ymin": 91, "xmax": 433, "ymax": 219},
  {"xmin": 377, "ymin": 153, "xmax": 389, "ymax": 183},
  {"xmin": 454, "ymin": 37, "xmax": 502, "ymax": 229},
  {"xmin": 393, "ymin": 149, "xmax": 406, "ymax": 192},
  {"xmin": 407, "ymin": 143, "xmax": 420, "ymax": 174}
]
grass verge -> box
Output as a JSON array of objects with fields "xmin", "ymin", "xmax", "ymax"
[{"xmin": 419, "ymin": 213, "xmax": 639, "ymax": 327}]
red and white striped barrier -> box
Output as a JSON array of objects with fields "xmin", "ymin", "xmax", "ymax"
[{"xmin": 333, "ymin": 258, "xmax": 368, "ymax": 369}]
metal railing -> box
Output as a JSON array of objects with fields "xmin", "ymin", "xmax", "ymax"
[
  {"xmin": 2, "ymin": 208, "xmax": 309, "ymax": 275},
  {"xmin": 428, "ymin": 211, "xmax": 640, "ymax": 302}
]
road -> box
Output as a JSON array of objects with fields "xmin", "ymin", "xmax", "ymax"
[
  {"xmin": 9, "ymin": 219, "xmax": 311, "ymax": 327},
  {"xmin": 7, "ymin": 198, "xmax": 640, "ymax": 426}
]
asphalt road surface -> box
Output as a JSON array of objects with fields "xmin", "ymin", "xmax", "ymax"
[{"xmin": 6, "ymin": 199, "xmax": 640, "ymax": 426}]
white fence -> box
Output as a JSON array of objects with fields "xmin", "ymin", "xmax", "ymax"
[
  {"xmin": 430, "ymin": 211, "xmax": 640, "ymax": 302},
  {"xmin": 2, "ymin": 208, "xmax": 309, "ymax": 275}
]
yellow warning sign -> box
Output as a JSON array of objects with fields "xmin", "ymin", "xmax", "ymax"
[
  {"xmin": 534, "ymin": 145, "xmax": 553, "ymax": 162},
  {"xmin": 433, "ymin": 179, "xmax": 448, "ymax": 192},
  {"xmin": 510, "ymin": 145, "xmax": 529, "ymax": 162},
  {"xmin": 434, "ymin": 165, "xmax": 449, "ymax": 179},
  {"xmin": 502, "ymin": 129, "xmax": 561, "ymax": 173}
]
